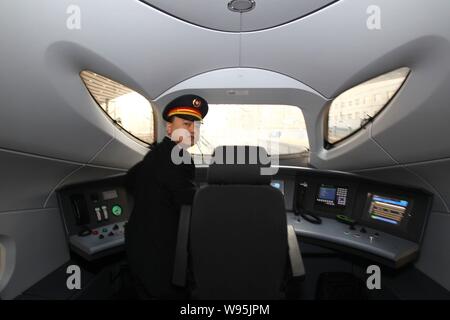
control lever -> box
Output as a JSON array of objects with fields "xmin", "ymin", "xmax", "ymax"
[
  {"xmin": 101, "ymin": 205, "xmax": 109, "ymax": 220},
  {"xmin": 70, "ymin": 194, "xmax": 90, "ymax": 225},
  {"xmin": 294, "ymin": 182, "xmax": 322, "ymax": 224},
  {"xmin": 95, "ymin": 207, "xmax": 102, "ymax": 222},
  {"xmin": 294, "ymin": 182, "xmax": 307, "ymax": 216}
]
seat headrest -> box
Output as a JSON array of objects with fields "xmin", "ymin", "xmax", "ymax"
[{"xmin": 207, "ymin": 146, "xmax": 273, "ymax": 185}]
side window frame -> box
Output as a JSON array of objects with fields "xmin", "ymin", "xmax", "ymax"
[
  {"xmin": 325, "ymin": 67, "xmax": 411, "ymax": 148},
  {"xmin": 80, "ymin": 70, "xmax": 156, "ymax": 146}
]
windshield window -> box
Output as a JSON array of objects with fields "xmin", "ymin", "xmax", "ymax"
[{"xmin": 188, "ymin": 104, "xmax": 309, "ymax": 156}]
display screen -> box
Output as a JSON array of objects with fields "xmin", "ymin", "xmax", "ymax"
[
  {"xmin": 315, "ymin": 184, "xmax": 348, "ymax": 207},
  {"xmin": 270, "ymin": 180, "xmax": 285, "ymax": 194},
  {"xmin": 319, "ymin": 187, "xmax": 336, "ymax": 201},
  {"xmin": 102, "ymin": 189, "xmax": 118, "ymax": 201},
  {"xmin": 367, "ymin": 194, "xmax": 409, "ymax": 225}
]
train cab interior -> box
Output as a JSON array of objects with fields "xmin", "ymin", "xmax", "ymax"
[{"xmin": 1, "ymin": 0, "xmax": 450, "ymax": 300}]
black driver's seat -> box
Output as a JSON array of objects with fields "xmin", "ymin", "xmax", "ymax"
[{"xmin": 173, "ymin": 146, "xmax": 304, "ymax": 299}]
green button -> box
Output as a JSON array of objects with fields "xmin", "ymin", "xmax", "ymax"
[
  {"xmin": 112, "ymin": 205, "xmax": 123, "ymax": 216},
  {"xmin": 102, "ymin": 228, "xmax": 108, "ymax": 233}
]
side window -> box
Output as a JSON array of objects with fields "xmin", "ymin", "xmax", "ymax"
[
  {"xmin": 80, "ymin": 70, "xmax": 155, "ymax": 145},
  {"xmin": 326, "ymin": 67, "xmax": 410, "ymax": 145}
]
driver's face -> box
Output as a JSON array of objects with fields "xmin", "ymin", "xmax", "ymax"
[{"xmin": 167, "ymin": 116, "xmax": 201, "ymax": 147}]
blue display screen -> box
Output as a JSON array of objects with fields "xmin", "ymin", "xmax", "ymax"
[
  {"xmin": 368, "ymin": 194, "xmax": 409, "ymax": 225},
  {"xmin": 372, "ymin": 195, "xmax": 408, "ymax": 208},
  {"xmin": 319, "ymin": 187, "xmax": 336, "ymax": 201}
]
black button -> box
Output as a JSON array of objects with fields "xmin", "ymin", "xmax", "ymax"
[
  {"xmin": 108, "ymin": 231, "xmax": 114, "ymax": 236},
  {"xmin": 99, "ymin": 234, "xmax": 104, "ymax": 239},
  {"xmin": 360, "ymin": 227, "xmax": 367, "ymax": 233},
  {"xmin": 374, "ymin": 232, "xmax": 379, "ymax": 237},
  {"xmin": 113, "ymin": 224, "xmax": 119, "ymax": 230},
  {"xmin": 349, "ymin": 225, "xmax": 356, "ymax": 230}
]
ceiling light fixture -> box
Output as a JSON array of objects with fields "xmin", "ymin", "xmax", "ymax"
[{"xmin": 228, "ymin": 0, "xmax": 256, "ymax": 13}]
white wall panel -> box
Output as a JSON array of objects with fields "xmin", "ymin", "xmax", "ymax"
[
  {"xmin": 0, "ymin": 0, "xmax": 239, "ymax": 162},
  {"xmin": 416, "ymin": 211, "xmax": 450, "ymax": 291},
  {"xmin": 353, "ymin": 165, "xmax": 448, "ymax": 213},
  {"xmin": 44, "ymin": 165, "xmax": 127, "ymax": 209},
  {"xmin": 0, "ymin": 149, "xmax": 80, "ymax": 212},
  {"xmin": 0, "ymin": 208, "xmax": 70, "ymax": 299},
  {"xmin": 406, "ymin": 158, "xmax": 450, "ymax": 213},
  {"xmin": 242, "ymin": 0, "xmax": 450, "ymax": 98}
]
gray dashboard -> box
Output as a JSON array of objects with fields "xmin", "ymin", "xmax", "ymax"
[
  {"xmin": 57, "ymin": 166, "xmax": 432, "ymax": 269},
  {"xmin": 288, "ymin": 213, "xmax": 419, "ymax": 268}
]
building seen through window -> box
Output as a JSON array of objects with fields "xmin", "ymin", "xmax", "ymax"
[
  {"xmin": 80, "ymin": 70, "xmax": 155, "ymax": 144},
  {"xmin": 188, "ymin": 104, "xmax": 309, "ymax": 157},
  {"xmin": 327, "ymin": 67, "xmax": 410, "ymax": 144}
]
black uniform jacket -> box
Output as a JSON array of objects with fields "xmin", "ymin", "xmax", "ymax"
[{"xmin": 124, "ymin": 136, "xmax": 196, "ymax": 298}]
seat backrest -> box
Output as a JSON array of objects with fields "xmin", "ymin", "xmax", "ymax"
[{"xmin": 189, "ymin": 146, "xmax": 288, "ymax": 299}]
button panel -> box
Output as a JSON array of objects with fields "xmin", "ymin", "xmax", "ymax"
[{"xmin": 69, "ymin": 221, "xmax": 127, "ymax": 255}]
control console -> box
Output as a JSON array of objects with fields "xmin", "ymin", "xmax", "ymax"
[
  {"xmin": 276, "ymin": 166, "xmax": 433, "ymax": 269},
  {"xmin": 69, "ymin": 221, "xmax": 127, "ymax": 255},
  {"xmin": 288, "ymin": 213, "xmax": 419, "ymax": 268},
  {"xmin": 57, "ymin": 174, "xmax": 132, "ymax": 260}
]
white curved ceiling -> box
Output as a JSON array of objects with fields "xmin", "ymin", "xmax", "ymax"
[
  {"xmin": 2, "ymin": 0, "xmax": 450, "ymax": 168},
  {"xmin": 140, "ymin": 0, "xmax": 338, "ymax": 31}
]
